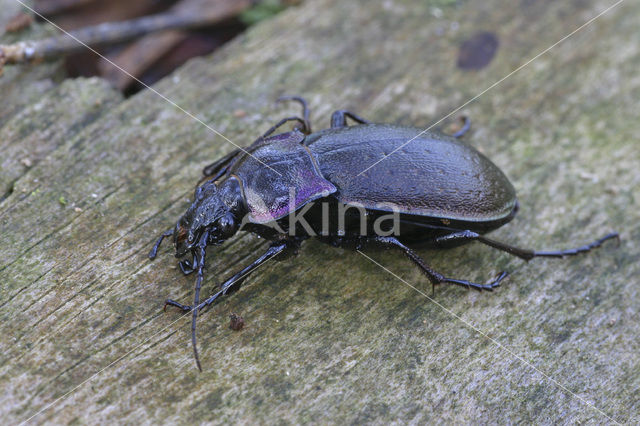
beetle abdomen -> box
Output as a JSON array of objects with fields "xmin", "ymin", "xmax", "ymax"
[{"xmin": 306, "ymin": 124, "xmax": 517, "ymax": 223}]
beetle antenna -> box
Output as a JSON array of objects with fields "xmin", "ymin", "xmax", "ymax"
[
  {"xmin": 148, "ymin": 228, "xmax": 173, "ymax": 259},
  {"xmin": 191, "ymin": 229, "xmax": 210, "ymax": 372}
]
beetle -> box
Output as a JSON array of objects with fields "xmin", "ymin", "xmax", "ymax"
[{"xmin": 149, "ymin": 96, "xmax": 618, "ymax": 370}]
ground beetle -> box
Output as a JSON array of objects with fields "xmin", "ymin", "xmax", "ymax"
[{"xmin": 149, "ymin": 96, "xmax": 618, "ymax": 370}]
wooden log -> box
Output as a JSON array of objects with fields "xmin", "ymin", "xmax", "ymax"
[{"xmin": 0, "ymin": 0, "xmax": 637, "ymax": 423}]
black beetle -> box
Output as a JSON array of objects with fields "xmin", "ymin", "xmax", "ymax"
[{"xmin": 149, "ymin": 96, "xmax": 618, "ymax": 370}]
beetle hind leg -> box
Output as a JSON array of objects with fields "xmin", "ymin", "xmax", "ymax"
[
  {"xmin": 330, "ymin": 110, "xmax": 371, "ymax": 128},
  {"xmin": 433, "ymin": 230, "xmax": 619, "ymax": 261},
  {"xmin": 372, "ymin": 236, "xmax": 508, "ymax": 292}
]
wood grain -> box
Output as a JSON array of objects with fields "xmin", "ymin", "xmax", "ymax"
[{"xmin": 1, "ymin": 0, "xmax": 637, "ymax": 423}]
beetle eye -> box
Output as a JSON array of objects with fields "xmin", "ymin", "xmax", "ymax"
[{"xmin": 219, "ymin": 213, "xmax": 236, "ymax": 238}]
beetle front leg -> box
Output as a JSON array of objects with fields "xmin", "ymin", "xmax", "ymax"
[
  {"xmin": 433, "ymin": 230, "xmax": 619, "ymax": 261},
  {"xmin": 164, "ymin": 239, "xmax": 298, "ymax": 313},
  {"xmin": 371, "ymin": 236, "xmax": 508, "ymax": 292},
  {"xmin": 330, "ymin": 110, "xmax": 371, "ymax": 128},
  {"xmin": 178, "ymin": 254, "xmax": 198, "ymax": 275}
]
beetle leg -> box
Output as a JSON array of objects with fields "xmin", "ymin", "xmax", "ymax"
[
  {"xmin": 262, "ymin": 116, "xmax": 310, "ymax": 138},
  {"xmin": 330, "ymin": 110, "xmax": 371, "ymax": 128},
  {"xmin": 200, "ymin": 99, "xmax": 311, "ymax": 181},
  {"xmin": 148, "ymin": 229, "xmax": 174, "ymax": 259},
  {"xmin": 164, "ymin": 299, "xmax": 191, "ymax": 311},
  {"xmin": 200, "ymin": 240, "xmax": 295, "ymax": 309},
  {"xmin": 179, "ymin": 254, "xmax": 198, "ymax": 275},
  {"xmin": 450, "ymin": 116, "xmax": 471, "ymax": 138},
  {"xmin": 277, "ymin": 95, "xmax": 311, "ymax": 132},
  {"xmin": 434, "ymin": 230, "xmax": 619, "ymax": 261},
  {"xmin": 372, "ymin": 236, "xmax": 507, "ymax": 292},
  {"xmin": 201, "ymin": 148, "xmax": 241, "ymax": 180},
  {"xmin": 165, "ymin": 239, "xmax": 296, "ymax": 313}
]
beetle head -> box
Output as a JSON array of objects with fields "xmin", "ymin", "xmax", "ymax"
[{"xmin": 173, "ymin": 178, "xmax": 244, "ymax": 257}]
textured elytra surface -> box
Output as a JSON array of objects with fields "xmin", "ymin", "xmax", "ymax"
[
  {"xmin": 1, "ymin": 0, "xmax": 638, "ymax": 424},
  {"xmin": 307, "ymin": 124, "xmax": 517, "ymax": 222}
]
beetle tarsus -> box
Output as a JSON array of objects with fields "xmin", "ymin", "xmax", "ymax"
[
  {"xmin": 179, "ymin": 260, "xmax": 194, "ymax": 275},
  {"xmin": 533, "ymin": 232, "xmax": 619, "ymax": 258},
  {"xmin": 432, "ymin": 271, "xmax": 507, "ymax": 292},
  {"xmin": 179, "ymin": 255, "xmax": 198, "ymax": 275},
  {"xmin": 164, "ymin": 299, "xmax": 191, "ymax": 312},
  {"xmin": 441, "ymin": 270, "xmax": 508, "ymax": 292},
  {"xmin": 451, "ymin": 116, "xmax": 471, "ymax": 138},
  {"xmin": 434, "ymin": 230, "xmax": 619, "ymax": 261}
]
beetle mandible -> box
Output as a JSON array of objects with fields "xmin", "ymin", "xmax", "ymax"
[{"xmin": 149, "ymin": 96, "xmax": 618, "ymax": 370}]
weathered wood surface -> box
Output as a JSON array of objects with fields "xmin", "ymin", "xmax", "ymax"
[{"xmin": 1, "ymin": 0, "xmax": 638, "ymax": 423}]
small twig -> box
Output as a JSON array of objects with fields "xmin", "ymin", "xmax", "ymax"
[
  {"xmin": 33, "ymin": 0, "xmax": 99, "ymax": 16},
  {"xmin": 5, "ymin": 12, "xmax": 34, "ymax": 33},
  {"xmin": 0, "ymin": 0, "xmax": 252, "ymax": 71}
]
